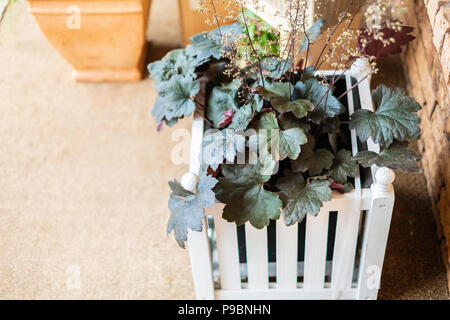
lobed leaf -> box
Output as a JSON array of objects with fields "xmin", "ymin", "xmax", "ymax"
[
  {"xmin": 293, "ymin": 78, "xmax": 345, "ymax": 123},
  {"xmin": 325, "ymin": 150, "xmax": 357, "ymax": 184},
  {"xmin": 354, "ymin": 142, "xmax": 422, "ymax": 173},
  {"xmin": 207, "ymin": 81, "xmax": 240, "ymax": 128},
  {"xmin": 256, "ymin": 113, "xmax": 308, "ymax": 160},
  {"xmin": 276, "ymin": 173, "xmax": 332, "ymax": 226},
  {"xmin": 167, "ymin": 175, "xmax": 218, "ymax": 248},
  {"xmin": 187, "ymin": 23, "xmax": 243, "ymax": 66},
  {"xmin": 214, "ymin": 159, "xmax": 282, "ymax": 229},
  {"xmin": 358, "ymin": 23, "xmax": 415, "ymax": 60},
  {"xmin": 350, "ymin": 85, "xmax": 421, "ymax": 148},
  {"xmin": 159, "ymin": 75, "xmax": 200, "ymax": 121},
  {"xmin": 291, "ymin": 135, "xmax": 334, "ymax": 176},
  {"xmin": 256, "ymin": 83, "xmax": 314, "ymax": 118},
  {"xmin": 201, "ymin": 129, "xmax": 246, "ymax": 170}
]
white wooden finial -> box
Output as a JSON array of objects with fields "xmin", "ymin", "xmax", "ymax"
[
  {"xmin": 181, "ymin": 172, "xmax": 199, "ymax": 192},
  {"xmin": 375, "ymin": 167, "xmax": 395, "ymax": 192}
]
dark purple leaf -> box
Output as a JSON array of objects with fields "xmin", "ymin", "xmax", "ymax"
[{"xmin": 358, "ymin": 22, "xmax": 415, "ymax": 60}]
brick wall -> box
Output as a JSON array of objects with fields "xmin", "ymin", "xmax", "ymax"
[{"xmin": 395, "ymin": 0, "xmax": 450, "ymax": 289}]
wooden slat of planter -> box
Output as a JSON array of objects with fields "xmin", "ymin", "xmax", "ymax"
[
  {"xmin": 303, "ymin": 210, "xmax": 330, "ymax": 289},
  {"xmin": 276, "ymin": 220, "xmax": 299, "ymax": 289},
  {"xmin": 331, "ymin": 207, "xmax": 361, "ymax": 290},
  {"xmin": 245, "ymin": 225, "xmax": 269, "ymax": 290},
  {"xmin": 213, "ymin": 204, "xmax": 242, "ymax": 291},
  {"xmin": 346, "ymin": 74, "xmax": 362, "ymax": 190}
]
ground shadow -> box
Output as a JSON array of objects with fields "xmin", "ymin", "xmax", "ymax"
[{"xmin": 142, "ymin": 41, "xmax": 182, "ymax": 78}]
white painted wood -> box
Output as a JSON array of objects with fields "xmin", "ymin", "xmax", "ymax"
[
  {"xmin": 245, "ymin": 260, "xmax": 333, "ymax": 279},
  {"xmin": 304, "ymin": 210, "xmax": 330, "ymax": 289},
  {"xmin": 245, "ymin": 225, "xmax": 269, "ymax": 290},
  {"xmin": 216, "ymin": 288, "xmax": 357, "ymax": 300},
  {"xmin": 357, "ymin": 168, "xmax": 395, "ymax": 300},
  {"xmin": 323, "ymin": 190, "xmax": 371, "ymax": 212},
  {"xmin": 331, "ymin": 199, "xmax": 361, "ymax": 290},
  {"xmin": 186, "ymin": 115, "xmax": 215, "ymax": 300},
  {"xmin": 189, "ymin": 115, "xmax": 205, "ymax": 174},
  {"xmin": 213, "ymin": 204, "xmax": 242, "ymax": 290},
  {"xmin": 276, "ymin": 220, "xmax": 298, "ymax": 289},
  {"xmin": 346, "ymin": 74, "xmax": 362, "ymax": 190}
]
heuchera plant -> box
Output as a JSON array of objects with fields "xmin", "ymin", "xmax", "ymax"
[{"xmin": 149, "ymin": 0, "xmax": 422, "ymax": 248}]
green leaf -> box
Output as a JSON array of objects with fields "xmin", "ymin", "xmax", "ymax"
[
  {"xmin": 353, "ymin": 142, "xmax": 422, "ymax": 173},
  {"xmin": 148, "ymin": 49, "xmax": 196, "ymax": 85},
  {"xmin": 278, "ymin": 113, "xmax": 311, "ymax": 132},
  {"xmin": 257, "ymin": 113, "xmax": 308, "ymax": 160},
  {"xmin": 278, "ymin": 129, "xmax": 308, "ymax": 160},
  {"xmin": 293, "ymin": 78, "xmax": 345, "ymax": 123},
  {"xmin": 207, "ymin": 82, "xmax": 240, "ymax": 128},
  {"xmin": 239, "ymin": 9, "xmax": 281, "ymax": 57},
  {"xmin": 151, "ymin": 96, "xmax": 166, "ymax": 124},
  {"xmin": 214, "ymin": 159, "xmax": 282, "ymax": 229},
  {"xmin": 261, "ymin": 57, "xmax": 291, "ymax": 79},
  {"xmin": 167, "ymin": 175, "xmax": 218, "ymax": 248},
  {"xmin": 228, "ymin": 94, "xmax": 263, "ymax": 130},
  {"xmin": 276, "ymin": 173, "xmax": 332, "ymax": 225},
  {"xmin": 256, "ymin": 83, "xmax": 314, "ymax": 118},
  {"xmin": 187, "ymin": 23, "xmax": 243, "ymax": 66},
  {"xmin": 229, "ymin": 104, "xmax": 253, "ymax": 131},
  {"xmin": 250, "ymin": 93, "xmax": 264, "ymax": 113},
  {"xmin": 350, "ymin": 85, "xmax": 421, "ymax": 148},
  {"xmin": 291, "ymin": 135, "xmax": 334, "ymax": 175},
  {"xmin": 201, "ymin": 129, "xmax": 246, "ymax": 170},
  {"xmin": 322, "ymin": 117, "xmax": 341, "ymax": 134},
  {"xmin": 325, "ymin": 150, "xmax": 357, "ymax": 184},
  {"xmin": 300, "ymin": 18, "xmax": 325, "ymax": 52},
  {"xmin": 159, "ymin": 75, "xmax": 199, "ymax": 121},
  {"xmin": 301, "ymin": 66, "xmax": 316, "ymax": 82}
]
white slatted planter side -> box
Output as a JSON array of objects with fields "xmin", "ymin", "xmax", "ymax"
[
  {"xmin": 246, "ymin": 226, "xmax": 269, "ymax": 290},
  {"xmin": 211, "ymin": 204, "xmax": 242, "ymax": 291},
  {"xmin": 276, "ymin": 220, "xmax": 298, "ymax": 289},
  {"xmin": 303, "ymin": 209, "xmax": 330, "ymax": 289},
  {"xmin": 182, "ymin": 63, "xmax": 395, "ymax": 300}
]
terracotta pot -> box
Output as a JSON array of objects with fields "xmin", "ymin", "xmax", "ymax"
[{"xmin": 27, "ymin": 0, "xmax": 151, "ymax": 82}]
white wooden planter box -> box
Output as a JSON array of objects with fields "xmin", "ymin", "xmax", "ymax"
[{"xmin": 181, "ymin": 61, "xmax": 395, "ymax": 300}]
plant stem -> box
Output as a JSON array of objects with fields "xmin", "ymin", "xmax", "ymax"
[
  {"xmin": 192, "ymin": 97, "xmax": 214, "ymax": 127},
  {"xmin": 338, "ymin": 74, "xmax": 368, "ymax": 100},
  {"xmin": 240, "ymin": 5, "xmax": 265, "ymax": 88},
  {"xmin": 210, "ymin": 0, "xmax": 223, "ymax": 38},
  {"xmin": 314, "ymin": 0, "xmax": 354, "ymax": 71}
]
